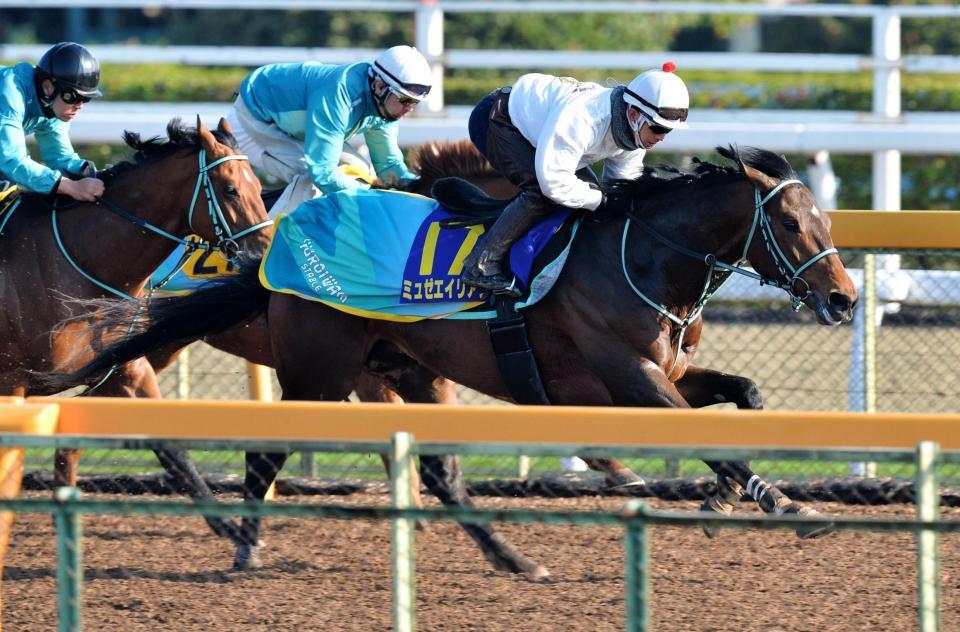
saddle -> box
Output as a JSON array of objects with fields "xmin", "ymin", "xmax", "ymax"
[{"xmin": 431, "ymin": 177, "xmax": 512, "ymax": 222}]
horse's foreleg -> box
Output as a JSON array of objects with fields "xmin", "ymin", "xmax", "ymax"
[
  {"xmin": 235, "ymin": 451, "xmax": 289, "ymax": 570},
  {"xmin": 704, "ymin": 460, "xmax": 833, "ymax": 539},
  {"xmin": 357, "ymin": 372, "xmax": 429, "ymax": 525},
  {"xmin": 677, "ymin": 367, "xmax": 832, "ymax": 540},
  {"xmin": 546, "ymin": 370, "xmax": 645, "ymax": 488},
  {"xmin": 53, "ymin": 449, "xmax": 81, "ymax": 488},
  {"xmin": 420, "ymin": 454, "xmax": 549, "ymax": 578},
  {"xmin": 675, "ymin": 365, "xmax": 764, "ymax": 537}
]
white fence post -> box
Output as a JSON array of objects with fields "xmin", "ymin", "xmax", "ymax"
[
  {"xmin": 415, "ymin": 0, "xmax": 445, "ymax": 114},
  {"xmin": 391, "ymin": 432, "xmax": 416, "ymax": 632},
  {"xmin": 916, "ymin": 441, "xmax": 941, "ymax": 632},
  {"xmin": 850, "ymin": 11, "xmax": 902, "ymax": 477}
]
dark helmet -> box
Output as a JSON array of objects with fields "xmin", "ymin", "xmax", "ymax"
[{"xmin": 35, "ymin": 42, "xmax": 102, "ymax": 97}]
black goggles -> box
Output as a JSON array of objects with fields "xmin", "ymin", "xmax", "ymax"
[
  {"xmin": 60, "ymin": 90, "xmax": 92, "ymax": 105},
  {"xmin": 624, "ymin": 87, "xmax": 688, "ymax": 123}
]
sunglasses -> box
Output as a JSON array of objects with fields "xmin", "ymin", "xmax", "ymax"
[
  {"xmin": 60, "ymin": 90, "xmax": 92, "ymax": 105},
  {"xmin": 647, "ymin": 122, "xmax": 673, "ymax": 135},
  {"xmin": 387, "ymin": 86, "xmax": 423, "ymax": 107}
]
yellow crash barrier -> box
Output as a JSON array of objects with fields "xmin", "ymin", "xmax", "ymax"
[
  {"xmin": 35, "ymin": 396, "xmax": 960, "ymax": 451},
  {"xmin": 829, "ymin": 210, "xmax": 960, "ymax": 249}
]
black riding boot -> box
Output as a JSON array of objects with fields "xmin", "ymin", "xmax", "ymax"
[{"xmin": 461, "ymin": 191, "xmax": 547, "ymax": 297}]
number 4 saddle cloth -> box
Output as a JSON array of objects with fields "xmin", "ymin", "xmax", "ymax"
[{"xmin": 260, "ymin": 188, "xmax": 579, "ymax": 322}]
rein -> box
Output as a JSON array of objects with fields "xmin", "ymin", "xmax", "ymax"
[
  {"xmin": 621, "ymin": 178, "xmax": 839, "ymax": 371},
  {"xmin": 52, "ymin": 150, "xmax": 273, "ymax": 302}
]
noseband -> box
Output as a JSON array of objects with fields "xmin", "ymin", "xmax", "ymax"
[
  {"xmin": 53, "ymin": 149, "xmax": 273, "ymax": 302},
  {"xmin": 621, "ymin": 178, "xmax": 839, "ymax": 371}
]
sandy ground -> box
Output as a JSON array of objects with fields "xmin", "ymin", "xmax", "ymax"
[{"xmin": 4, "ymin": 494, "xmax": 959, "ymax": 631}]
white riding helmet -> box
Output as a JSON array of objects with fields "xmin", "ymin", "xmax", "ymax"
[
  {"xmin": 372, "ymin": 45, "xmax": 433, "ymax": 101},
  {"xmin": 623, "ymin": 62, "xmax": 689, "ymax": 130}
]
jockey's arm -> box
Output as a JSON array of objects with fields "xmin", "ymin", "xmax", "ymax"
[
  {"xmin": 35, "ymin": 121, "xmax": 103, "ymax": 201},
  {"xmin": 363, "ymin": 121, "xmax": 417, "ymax": 187},
  {"xmin": 0, "ymin": 116, "xmax": 62, "ymax": 194},
  {"xmin": 303, "ymin": 88, "xmax": 370, "ymax": 194},
  {"xmin": 534, "ymin": 111, "xmax": 604, "ymax": 211}
]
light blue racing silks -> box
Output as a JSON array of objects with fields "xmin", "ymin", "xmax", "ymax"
[
  {"xmin": 238, "ymin": 62, "xmax": 415, "ymax": 193},
  {"xmin": 0, "ymin": 63, "xmax": 87, "ymax": 193},
  {"xmin": 259, "ymin": 188, "xmax": 576, "ymax": 322}
]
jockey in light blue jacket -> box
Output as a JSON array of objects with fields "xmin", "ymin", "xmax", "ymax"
[
  {"xmin": 226, "ymin": 45, "xmax": 433, "ymax": 216},
  {"xmin": 0, "ymin": 42, "xmax": 104, "ymax": 201}
]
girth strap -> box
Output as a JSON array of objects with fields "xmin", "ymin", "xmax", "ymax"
[{"xmin": 487, "ymin": 296, "xmax": 551, "ymax": 405}]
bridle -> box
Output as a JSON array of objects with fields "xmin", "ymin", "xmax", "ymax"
[
  {"xmin": 621, "ymin": 178, "xmax": 839, "ymax": 371},
  {"xmin": 52, "ymin": 149, "xmax": 273, "ymax": 302}
]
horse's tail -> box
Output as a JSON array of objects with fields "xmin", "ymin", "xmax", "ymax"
[{"xmin": 41, "ymin": 255, "xmax": 270, "ymax": 391}]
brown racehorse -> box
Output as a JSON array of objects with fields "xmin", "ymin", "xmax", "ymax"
[
  {"xmin": 143, "ymin": 140, "xmax": 520, "ymax": 512},
  {"xmin": 4, "ymin": 117, "xmax": 271, "ymax": 541},
  {"xmin": 45, "ymin": 146, "xmax": 858, "ymax": 577}
]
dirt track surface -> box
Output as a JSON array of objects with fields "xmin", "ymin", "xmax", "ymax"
[{"xmin": 4, "ymin": 494, "xmax": 959, "ymax": 631}]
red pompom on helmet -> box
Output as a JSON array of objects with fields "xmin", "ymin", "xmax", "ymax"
[{"xmin": 662, "ymin": 61, "xmax": 677, "ymax": 73}]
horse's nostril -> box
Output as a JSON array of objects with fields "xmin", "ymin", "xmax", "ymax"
[{"xmin": 829, "ymin": 292, "xmax": 852, "ymax": 312}]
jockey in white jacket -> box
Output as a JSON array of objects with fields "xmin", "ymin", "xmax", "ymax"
[{"xmin": 463, "ymin": 63, "xmax": 690, "ymax": 296}]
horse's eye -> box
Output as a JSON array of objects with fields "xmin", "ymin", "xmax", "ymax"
[
  {"xmin": 783, "ymin": 218, "xmax": 801, "ymax": 233},
  {"xmin": 223, "ymin": 184, "xmax": 239, "ymax": 199}
]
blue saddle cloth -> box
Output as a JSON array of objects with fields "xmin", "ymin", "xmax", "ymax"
[{"xmin": 259, "ymin": 188, "xmax": 577, "ymax": 321}]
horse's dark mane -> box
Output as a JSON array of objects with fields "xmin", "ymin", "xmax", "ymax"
[
  {"xmin": 98, "ymin": 118, "xmax": 238, "ymax": 182},
  {"xmin": 407, "ymin": 140, "xmax": 499, "ymax": 182},
  {"xmin": 622, "ymin": 145, "xmax": 798, "ymax": 199}
]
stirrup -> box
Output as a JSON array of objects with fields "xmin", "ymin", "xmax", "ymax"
[
  {"xmin": 462, "ymin": 270, "xmax": 521, "ymax": 297},
  {"xmin": 492, "ymin": 276, "xmax": 522, "ymax": 298}
]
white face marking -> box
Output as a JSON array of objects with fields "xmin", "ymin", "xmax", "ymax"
[
  {"xmin": 808, "ymin": 204, "xmax": 820, "ymax": 218},
  {"xmin": 241, "ymin": 164, "xmax": 254, "ymax": 184}
]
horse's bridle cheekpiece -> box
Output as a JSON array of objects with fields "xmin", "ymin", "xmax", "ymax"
[
  {"xmin": 621, "ymin": 178, "xmax": 839, "ymax": 371},
  {"xmin": 52, "ymin": 149, "xmax": 273, "ymax": 302}
]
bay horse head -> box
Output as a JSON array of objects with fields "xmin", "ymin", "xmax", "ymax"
[
  {"xmin": 723, "ymin": 146, "xmax": 857, "ymax": 325},
  {"xmin": 106, "ymin": 116, "xmax": 272, "ymax": 262}
]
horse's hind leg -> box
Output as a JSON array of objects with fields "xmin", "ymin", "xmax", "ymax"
[
  {"xmin": 97, "ymin": 359, "xmax": 243, "ymax": 543},
  {"xmin": 420, "ymin": 454, "xmax": 548, "ymax": 578},
  {"xmin": 391, "ymin": 367, "xmax": 548, "ymax": 577},
  {"xmin": 234, "ymin": 451, "xmax": 289, "ymax": 570}
]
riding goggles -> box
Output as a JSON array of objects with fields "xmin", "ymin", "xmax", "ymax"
[
  {"xmin": 60, "ymin": 89, "xmax": 92, "ymax": 105},
  {"xmin": 623, "ymin": 87, "xmax": 689, "ymax": 124}
]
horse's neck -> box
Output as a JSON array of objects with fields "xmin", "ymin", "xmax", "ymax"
[
  {"xmin": 51, "ymin": 155, "xmax": 199, "ymax": 295},
  {"xmin": 580, "ymin": 181, "xmax": 756, "ymax": 314}
]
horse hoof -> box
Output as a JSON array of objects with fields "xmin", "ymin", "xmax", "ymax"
[
  {"xmin": 604, "ymin": 471, "xmax": 646, "ymax": 490},
  {"xmin": 784, "ymin": 504, "xmax": 835, "ymax": 539},
  {"xmin": 527, "ymin": 565, "xmax": 551, "ymax": 580},
  {"xmin": 233, "ymin": 544, "xmax": 263, "ymax": 570},
  {"xmin": 699, "ymin": 495, "xmax": 734, "ymax": 539}
]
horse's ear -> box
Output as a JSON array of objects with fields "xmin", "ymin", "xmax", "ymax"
[
  {"xmin": 741, "ymin": 162, "xmax": 778, "ymax": 193},
  {"xmin": 217, "ymin": 117, "xmax": 233, "ymax": 136},
  {"xmin": 196, "ymin": 116, "xmax": 218, "ymax": 153}
]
